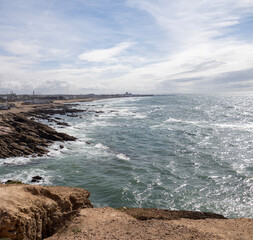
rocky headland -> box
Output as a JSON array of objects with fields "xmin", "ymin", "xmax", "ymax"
[
  {"xmin": 0, "ymin": 100, "xmax": 108, "ymax": 159},
  {"xmin": 0, "ymin": 113, "xmax": 76, "ymax": 158}
]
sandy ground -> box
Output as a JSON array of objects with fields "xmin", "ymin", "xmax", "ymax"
[{"xmin": 47, "ymin": 207, "xmax": 253, "ymax": 240}]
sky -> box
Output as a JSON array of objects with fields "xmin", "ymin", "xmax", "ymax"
[{"xmin": 0, "ymin": 0, "xmax": 253, "ymax": 94}]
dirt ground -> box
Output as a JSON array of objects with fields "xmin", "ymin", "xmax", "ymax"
[{"xmin": 47, "ymin": 207, "xmax": 253, "ymax": 240}]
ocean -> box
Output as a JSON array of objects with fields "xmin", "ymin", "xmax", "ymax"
[{"xmin": 0, "ymin": 94, "xmax": 252, "ymax": 218}]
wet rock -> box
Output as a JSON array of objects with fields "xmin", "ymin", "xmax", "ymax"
[
  {"xmin": 67, "ymin": 114, "xmax": 79, "ymax": 117},
  {"xmin": 0, "ymin": 113, "xmax": 76, "ymax": 159},
  {"xmin": 59, "ymin": 145, "xmax": 64, "ymax": 149},
  {"xmin": 31, "ymin": 176, "xmax": 44, "ymax": 183},
  {"xmin": 56, "ymin": 121, "xmax": 70, "ymax": 126}
]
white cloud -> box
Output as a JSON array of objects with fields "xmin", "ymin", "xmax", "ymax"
[
  {"xmin": 127, "ymin": 0, "xmax": 253, "ymax": 48},
  {"xmin": 5, "ymin": 40, "xmax": 41, "ymax": 58},
  {"xmin": 79, "ymin": 42, "xmax": 133, "ymax": 63},
  {"xmin": 3, "ymin": 40, "xmax": 69, "ymax": 65},
  {"xmin": 1, "ymin": 0, "xmax": 253, "ymax": 94}
]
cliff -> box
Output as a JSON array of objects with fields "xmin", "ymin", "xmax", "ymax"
[
  {"xmin": 0, "ymin": 184, "xmax": 92, "ymax": 240},
  {"xmin": 0, "ymin": 184, "xmax": 252, "ymax": 240}
]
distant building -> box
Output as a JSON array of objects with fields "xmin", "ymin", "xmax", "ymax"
[
  {"xmin": 24, "ymin": 99, "xmax": 52, "ymax": 104},
  {"xmin": 124, "ymin": 92, "xmax": 132, "ymax": 96}
]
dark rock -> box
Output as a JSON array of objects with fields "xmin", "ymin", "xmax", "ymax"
[
  {"xmin": 56, "ymin": 121, "xmax": 70, "ymax": 126},
  {"xmin": 5, "ymin": 180, "xmax": 23, "ymax": 185},
  {"xmin": 0, "ymin": 113, "xmax": 76, "ymax": 159},
  {"xmin": 31, "ymin": 176, "xmax": 44, "ymax": 183},
  {"xmin": 59, "ymin": 145, "xmax": 64, "ymax": 149}
]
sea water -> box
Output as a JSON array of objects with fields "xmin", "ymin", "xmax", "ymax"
[{"xmin": 0, "ymin": 94, "xmax": 252, "ymax": 218}]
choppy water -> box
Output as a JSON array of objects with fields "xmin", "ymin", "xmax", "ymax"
[{"xmin": 1, "ymin": 94, "xmax": 253, "ymax": 218}]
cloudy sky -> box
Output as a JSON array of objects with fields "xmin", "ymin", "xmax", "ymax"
[{"xmin": 0, "ymin": 0, "xmax": 253, "ymax": 94}]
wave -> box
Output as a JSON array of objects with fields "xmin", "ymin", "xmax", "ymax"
[
  {"xmin": 116, "ymin": 153, "xmax": 130, "ymax": 161},
  {"xmin": 95, "ymin": 143, "xmax": 110, "ymax": 150},
  {"xmin": 0, "ymin": 156, "xmax": 32, "ymax": 166},
  {"xmin": 0, "ymin": 169, "xmax": 53, "ymax": 185},
  {"xmin": 214, "ymin": 123, "xmax": 253, "ymax": 131}
]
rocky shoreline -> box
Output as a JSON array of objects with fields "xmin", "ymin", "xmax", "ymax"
[
  {"xmin": 0, "ymin": 99, "xmax": 110, "ymax": 159},
  {"xmin": 0, "ymin": 100, "xmax": 92, "ymax": 159},
  {"xmin": 0, "ymin": 112, "xmax": 76, "ymax": 159}
]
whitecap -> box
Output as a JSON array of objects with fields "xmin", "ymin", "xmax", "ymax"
[
  {"xmin": 0, "ymin": 169, "xmax": 53, "ymax": 185},
  {"xmin": 0, "ymin": 156, "xmax": 32, "ymax": 166},
  {"xmin": 95, "ymin": 143, "xmax": 109, "ymax": 150},
  {"xmin": 213, "ymin": 123, "xmax": 253, "ymax": 131},
  {"xmin": 133, "ymin": 114, "xmax": 147, "ymax": 119},
  {"xmin": 116, "ymin": 153, "xmax": 130, "ymax": 161},
  {"xmin": 165, "ymin": 118, "xmax": 201, "ymax": 125}
]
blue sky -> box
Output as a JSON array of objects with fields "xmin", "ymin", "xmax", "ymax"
[{"xmin": 0, "ymin": 0, "xmax": 253, "ymax": 94}]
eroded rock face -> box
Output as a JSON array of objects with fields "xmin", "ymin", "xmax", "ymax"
[
  {"xmin": 0, "ymin": 184, "xmax": 93, "ymax": 240},
  {"xmin": 0, "ymin": 113, "xmax": 76, "ymax": 158}
]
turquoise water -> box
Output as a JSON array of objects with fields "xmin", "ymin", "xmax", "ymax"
[{"xmin": 1, "ymin": 94, "xmax": 253, "ymax": 218}]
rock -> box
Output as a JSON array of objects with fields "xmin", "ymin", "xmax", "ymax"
[
  {"xmin": 0, "ymin": 113, "xmax": 76, "ymax": 159},
  {"xmin": 5, "ymin": 180, "xmax": 23, "ymax": 185},
  {"xmin": 56, "ymin": 121, "xmax": 70, "ymax": 127},
  {"xmin": 31, "ymin": 176, "xmax": 44, "ymax": 183},
  {"xmin": 119, "ymin": 208, "xmax": 226, "ymax": 221},
  {"xmin": 47, "ymin": 207, "xmax": 253, "ymax": 240},
  {"xmin": 67, "ymin": 114, "xmax": 78, "ymax": 117},
  {"xmin": 0, "ymin": 184, "xmax": 93, "ymax": 240},
  {"xmin": 59, "ymin": 145, "xmax": 64, "ymax": 149}
]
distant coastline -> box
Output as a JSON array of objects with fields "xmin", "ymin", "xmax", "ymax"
[{"xmin": 0, "ymin": 94, "xmax": 152, "ymax": 159}]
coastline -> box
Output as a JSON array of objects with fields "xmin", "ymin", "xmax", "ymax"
[
  {"xmin": 0, "ymin": 96, "xmax": 253, "ymax": 239},
  {"xmin": 0, "ymin": 97, "xmax": 99, "ymax": 116},
  {"xmin": 0, "ymin": 97, "xmax": 111, "ymax": 159}
]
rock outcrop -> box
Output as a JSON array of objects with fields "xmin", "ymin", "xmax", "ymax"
[
  {"xmin": 119, "ymin": 207, "xmax": 226, "ymax": 220},
  {"xmin": 47, "ymin": 207, "xmax": 253, "ymax": 240},
  {"xmin": 0, "ymin": 184, "xmax": 252, "ymax": 240},
  {"xmin": 0, "ymin": 113, "xmax": 76, "ymax": 158},
  {"xmin": 0, "ymin": 184, "xmax": 92, "ymax": 240}
]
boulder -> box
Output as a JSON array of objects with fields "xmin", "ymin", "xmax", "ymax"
[{"xmin": 31, "ymin": 176, "xmax": 44, "ymax": 183}]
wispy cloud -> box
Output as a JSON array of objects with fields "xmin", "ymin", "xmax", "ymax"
[
  {"xmin": 0, "ymin": 0, "xmax": 253, "ymax": 94},
  {"xmin": 79, "ymin": 42, "xmax": 133, "ymax": 63}
]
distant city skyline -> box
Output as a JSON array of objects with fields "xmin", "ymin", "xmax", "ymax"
[{"xmin": 0, "ymin": 0, "xmax": 253, "ymax": 94}]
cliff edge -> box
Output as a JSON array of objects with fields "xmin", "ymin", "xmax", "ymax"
[
  {"xmin": 0, "ymin": 184, "xmax": 92, "ymax": 240},
  {"xmin": 0, "ymin": 184, "xmax": 252, "ymax": 240}
]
